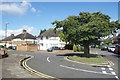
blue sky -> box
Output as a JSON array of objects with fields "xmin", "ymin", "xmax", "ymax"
[{"xmin": 1, "ymin": 2, "xmax": 119, "ymax": 39}]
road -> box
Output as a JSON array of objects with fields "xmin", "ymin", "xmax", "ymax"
[{"xmin": 8, "ymin": 49, "xmax": 119, "ymax": 79}]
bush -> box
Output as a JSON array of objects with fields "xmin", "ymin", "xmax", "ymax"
[
  {"xmin": 64, "ymin": 44, "xmax": 73, "ymax": 50},
  {"xmin": 81, "ymin": 47, "xmax": 84, "ymax": 51},
  {"xmin": 73, "ymin": 45, "xmax": 77, "ymax": 52},
  {"xmin": 95, "ymin": 45, "xmax": 100, "ymax": 49},
  {"xmin": 78, "ymin": 47, "xmax": 81, "ymax": 52}
]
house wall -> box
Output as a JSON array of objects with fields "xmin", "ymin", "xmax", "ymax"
[
  {"xmin": 38, "ymin": 36, "xmax": 66, "ymax": 50},
  {"xmin": 1, "ymin": 41, "xmax": 12, "ymax": 44},
  {"xmin": 12, "ymin": 38, "xmax": 37, "ymax": 45}
]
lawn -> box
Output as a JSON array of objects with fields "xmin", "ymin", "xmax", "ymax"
[{"xmin": 68, "ymin": 54, "xmax": 108, "ymax": 64}]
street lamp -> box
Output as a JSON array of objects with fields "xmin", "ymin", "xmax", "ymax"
[
  {"xmin": 5, "ymin": 22, "xmax": 9, "ymax": 48},
  {"xmin": 5, "ymin": 22, "xmax": 9, "ymax": 38}
]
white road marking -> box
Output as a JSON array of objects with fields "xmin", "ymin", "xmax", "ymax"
[
  {"xmin": 111, "ymin": 72, "xmax": 116, "ymax": 75},
  {"xmin": 47, "ymin": 57, "xmax": 50, "ymax": 62},
  {"xmin": 102, "ymin": 71, "xmax": 107, "ymax": 74},
  {"xmin": 60, "ymin": 65, "xmax": 113, "ymax": 75},
  {"xmin": 107, "ymin": 65, "xmax": 111, "ymax": 68},
  {"xmin": 101, "ymin": 68, "xmax": 105, "ymax": 70},
  {"xmin": 115, "ymin": 76, "xmax": 119, "ymax": 79},
  {"xmin": 109, "ymin": 68, "xmax": 113, "ymax": 71}
]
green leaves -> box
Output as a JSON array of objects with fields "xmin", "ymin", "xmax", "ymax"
[{"xmin": 52, "ymin": 11, "xmax": 119, "ymax": 45}]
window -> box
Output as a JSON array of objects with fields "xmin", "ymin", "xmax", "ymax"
[
  {"xmin": 41, "ymin": 37, "xmax": 43, "ymax": 40},
  {"xmin": 46, "ymin": 36, "xmax": 48, "ymax": 39},
  {"xmin": 41, "ymin": 43, "xmax": 43, "ymax": 46}
]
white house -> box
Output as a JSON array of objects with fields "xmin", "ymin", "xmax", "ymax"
[{"xmin": 37, "ymin": 28, "xmax": 66, "ymax": 50}]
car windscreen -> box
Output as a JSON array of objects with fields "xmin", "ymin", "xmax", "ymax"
[{"xmin": 110, "ymin": 47, "xmax": 115, "ymax": 48}]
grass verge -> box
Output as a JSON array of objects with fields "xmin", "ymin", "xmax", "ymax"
[{"xmin": 68, "ymin": 54, "xmax": 108, "ymax": 64}]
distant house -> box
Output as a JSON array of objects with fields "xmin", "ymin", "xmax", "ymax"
[
  {"xmin": 100, "ymin": 34, "xmax": 120, "ymax": 45},
  {"xmin": 1, "ymin": 34, "xmax": 15, "ymax": 44},
  {"xmin": 12, "ymin": 30, "xmax": 37, "ymax": 45},
  {"xmin": 112, "ymin": 34, "xmax": 120, "ymax": 44},
  {"xmin": 37, "ymin": 28, "xmax": 66, "ymax": 50}
]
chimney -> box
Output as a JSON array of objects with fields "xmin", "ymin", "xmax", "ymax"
[
  {"xmin": 23, "ymin": 29, "xmax": 27, "ymax": 33},
  {"xmin": 11, "ymin": 34, "xmax": 14, "ymax": 36}
]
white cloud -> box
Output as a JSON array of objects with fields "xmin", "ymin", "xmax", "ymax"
[
  {"xmin": 0, "ymin": 26, "xmax": 37, "ymax": 39},
  {"xmin": 0, "ymin": 1, "xmax": 36, "ymax": 16},
  {"xmin": 31, "ymin": 8, "xmax": 36, "ymax": 12}
]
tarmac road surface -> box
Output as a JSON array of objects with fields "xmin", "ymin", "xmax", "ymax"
[{"xmin": 8, "ymin": 49, "xmax": 119, "ymax": 79}]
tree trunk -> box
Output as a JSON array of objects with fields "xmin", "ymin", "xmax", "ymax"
[{"xmin": 84, "ymin": 44, "xmax": 90, "ymax": 57}]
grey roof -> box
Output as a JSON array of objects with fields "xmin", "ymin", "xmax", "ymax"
[
  {"xmin": 38, "ymin": 28, "xmax": 61, "ymax": 37},
  {"xmin": 14, "ymin": 30, "xmax": 36, "ymax": 39}
]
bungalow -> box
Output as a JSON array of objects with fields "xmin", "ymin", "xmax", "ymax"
[
  {"xmin": 12, "ymin": 29, "xmax": 37, "ymax": 45},
  {"xmin": 37, "ymin": 28, "xmax": 66, "ymax": 50},
  {"xmin": 12, "ymin": 29, "xmax": 38, "ymax": 51},
  {"xmin": 1, "ymin": 34, "xmax": 15, "ymax": 44},
  {"xmin": 1, "ymin": 34, "xmax": 15, "ymax": 48}
]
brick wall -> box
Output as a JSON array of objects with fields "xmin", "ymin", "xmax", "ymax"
[
  {"xmin": 2, "ymin": 41, "xmax": 12, "ymax": 44},
  {"xmin": 17, "ymin": 46, "xmax": 27, "ymax": 51},
  {"xmin": 17, "ymin": 45, "xmax": 38, "ymax": 51},
  {"xmin": 53, "ymin": 50, "xmax": 73, "ymax": 52},
  {"xmin": 27, "ymin": 45, "xmax": 38, "ymax": 51}
]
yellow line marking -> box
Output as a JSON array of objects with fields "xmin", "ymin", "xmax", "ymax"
[
  {"xmin": 20, "ymin": 55, "xmax": 61, "ymax": 80},
  {"xmin": 24, "ymin": 57, "xmax": 54, "ymax": 78},
  {"xmin": 64, "ymin": 56, "xmax": 113, "ymax": 67}
]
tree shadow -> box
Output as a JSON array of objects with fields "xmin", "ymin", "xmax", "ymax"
[
  {"xmin": 100, "ymin": 55, "xmax": 106, "ymax": 57},
  {"xmin": 56, "ymin": 53, "xmax": 98, "ymax": 58}
]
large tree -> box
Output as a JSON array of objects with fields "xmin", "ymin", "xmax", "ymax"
[{"xmin": 52, "ymin": 11, "xmax": 120, "ymax": 57}]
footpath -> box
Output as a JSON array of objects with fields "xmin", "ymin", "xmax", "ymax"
[{"xmin": 1, "ymin": 54, "xmax": 40, "ymax": 78}]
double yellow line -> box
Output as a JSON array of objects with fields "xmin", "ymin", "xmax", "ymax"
[{"xmin": 20, "ymin": 55, "xmax": 61, "ymax": 80}]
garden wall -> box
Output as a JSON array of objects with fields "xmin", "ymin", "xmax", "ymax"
[{"xmin": 17, "ymin": 45, "xmax": 38, "ymax": 51}]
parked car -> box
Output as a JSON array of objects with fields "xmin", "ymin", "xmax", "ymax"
[
  {"xmin": 114, "ymin": 45, "xmax": 120, "ymax": 54},
  {"xmin": 12, "ymin": 46, "xmax": 16, "ymax": 50},
  {"xmin": 101, "ymin": 46, "xmax": 108, "ymax": 51},
  {"xmin": 108, "ymin": 46, "xmax": 115, "ymax": 52},
  {"xmin": 47, "ymin": 46, "xmax": 60, "ymax": 52},
  {"xmin": 91, "ymin": 45, "xmax": 95, "ymax": 48}
]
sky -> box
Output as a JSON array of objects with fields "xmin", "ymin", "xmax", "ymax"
[{"xmin": 0, "ymin": 1, "xmax": 119, "ymax": 39}]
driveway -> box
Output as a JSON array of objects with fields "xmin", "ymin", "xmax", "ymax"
[{"xmin": 8, "ymin": 49, "xmax": 119, "ymax": 79}]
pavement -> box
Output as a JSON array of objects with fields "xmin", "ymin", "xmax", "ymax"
[
  {"xmin": 1, "ymin": 54, "xmax": 40, "ymax": 78},
  {"xmin": 7, "ymin": 49, "xmax": 119, "ymax": 79}
]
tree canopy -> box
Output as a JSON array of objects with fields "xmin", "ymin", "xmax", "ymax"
[
  {"xmin": 52, "ymin": 11, "xmax": 120, "ymax": 57},
  {"xmin": 39, "ymin": 29, "xmax": 46, "ymax": 35}
]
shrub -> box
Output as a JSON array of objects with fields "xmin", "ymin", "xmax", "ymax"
[
  {"xmin": 78, "ymin": 47, "xmax": 81, "ymax": 52},
  {"xmin": 73, "ymin": 45, "xmax": 77, "ymax": 52},
  {"xmin": 81, "ymin": 47, "xmax": 84, "ymax": 51},
  {"xmin": 64, "ymin": 44, "xmax": 73, "ymax": 50}
]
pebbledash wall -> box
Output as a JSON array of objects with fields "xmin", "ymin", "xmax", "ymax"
[
  {"xmin": 37, "ymin": 36, "xmax": 66, "ymax": 50},
  {"xmin": 17, "ymin": 45, "xmax": 38, "ymax": 51}
]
